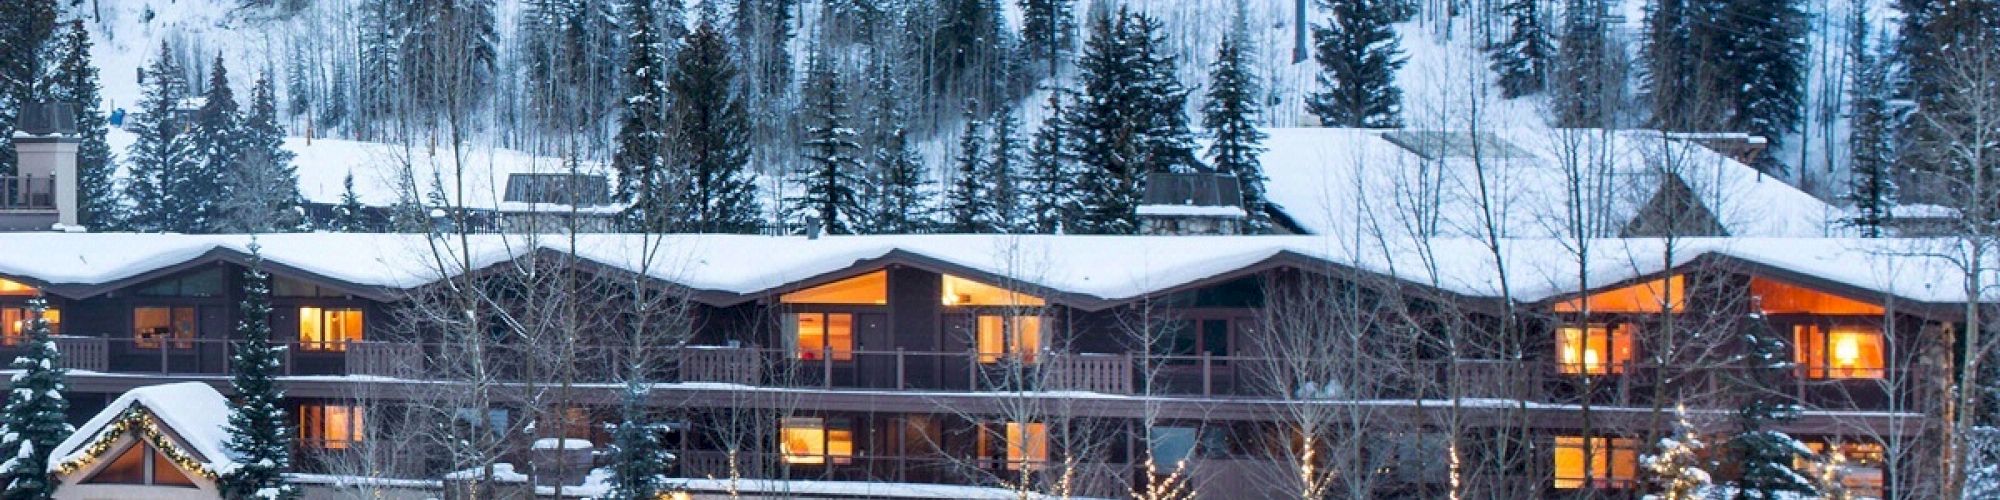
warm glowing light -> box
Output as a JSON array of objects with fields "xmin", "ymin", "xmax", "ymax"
[
  {"xmin": 1834, "ymin": 336, "xmax": 1860, "ymax": 365},
  {"xmin": 780, "ymin": 418, "xmax": 853, "ymax": 465},
  {"xmin": 1795, "ymin": 325, "xmax": 1885, "ymax": 379},
  {"xmin": 1557, "ymin": 325, "xmax": 1633, "ymax": 375}
]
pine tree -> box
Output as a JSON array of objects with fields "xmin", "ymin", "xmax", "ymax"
[
  {"xmin": 319, "ymin": 61, "xmax": 349, "ymax": 133},
  {"xmin": 1203, "ymin": 22, "xmax": 1270, "ymax": 233},
  {"xmin": 670, "ymin": 20, "xmax": 762, "ymax": 233},
  {"xmin": 1019, "ymin": 0, "xmax": 1076, "ymax": 75},
  {"xmin": 219, "ymin": 246, "xmax": 299, "ymax": 500},
  {"xmin": 613, "ymin": 0, "xmax": 673, "ymax": 231},
  {"xmin": 41, "ymin": 20, "xmax": 117, "ymax": 230},
  {"xmin": 0, "ymin": 297, "xmax": 70, "ymax": 500},
  {"xmin": 929, "ymin": 0, "xmax": 1013, "ymax": 102},
  {"xmin": 125, "ymin": 43, "xmax": 198, "ymax": 232},
  {"xmin": 1644, "ymin": 405, "xmax": 1712, "ymax": 500},
  {"xmin": 183, "ymin": 54, "xmax": 244, "ymax": 233},
  {"xmin": 1556, "ymin": 0, "xmax": 1613, "ymax": 128},
  {"xmin": 0, "ymin": 0, "xmax": 58, "ymax": 171},
  {"xmin": 1729, "ymin": 322, "xmax": 1816, "ymax": 499},
  {"xmin": 1642, "ymin": 0, "xmax": 1705, "ymax": 129},
  {"xmin": 868, "ymin": 128, "xmax": 935, "ymax": 234},
  {"xmin": 1305, "ymin": 0, "xmax": 1406, "ymax": 128},
  {"xmin": 1713, "ymin": 0, "xmax": 1808, "ymax": 156},
  {"xmin": 332, "ymin": 173, "xmax": 371, "ymax": 232},
  {"xmin": 1068, "ymin": 7, "xmax": 1191, "ymax": 234},
  {"xmin": 602, "ymin": 383, "xmax": 673, "ymax": 500},
  {"xmin": 226, "ymin": 73, "xmax": 305, "ymax": 233},
  {"xmin": 1026, "ymin": 89, "xmax": 1074, "ymax": 234},
  {"xmin": 790, "ymin": 47, "xmax": 866, "ymax": 235},
  {"xmin": 1846, "ymin": 14, "xmax": 1897, "ymax": 238},
  {"xmin": 285, "ymin": 46, "xmax": 311, "ymax": 119},
  {"xmin": 1488, "ymin": 0, "xmax": 1553, "ymax": 98},
  {"xmin": 989, "ymin": 104, "xmax": 1026, "ymax": 232},
  {"xmin": 944, "ymin": 106, "xmax": 996, "ymax": 233}
]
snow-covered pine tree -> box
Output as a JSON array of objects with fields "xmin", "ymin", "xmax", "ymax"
[
  {"xmin": 1026, "ymin": 89, "xmax": 1074, "ymax": 234},
  {"xmin": 613, "ymin": 0, "xmax": 673, "ymax": 231},
  {"xmin": 319, "ymin": 61, "xmax": 349, "ymax": 134},
  {"xmin": 41, "ymin": 20, "xmax": 117, "ymax": 230},
  {"xmin": 1306, "ymin": 0, "xmax": 1406, "ymax": 128},
  {"xmin": 1068, "ymin": 7, "xmax": 1180, "ymax": 234},
  {"xmin": 1203, "ymin": 19, "xmax": 1270, "ymax": 233},
  {"xmin": 219, "ymin": 245, "xmax": 299, "ymax": 500},
  {"xmin": 929, "ymin": 0, "xmax": 1013, "ymax": 103},
  {"xmin": 944, "ymin": 105, "xmax": 996, "ymax": 233},
  {"xmin": 989, "ymin": 104, "xmax": 1026, "ymax": 233},
  {"xmin": 182, "ymin": 55, "xmax": 245, "ymax": 234},
  {"xmin": 1555, "ymin": 0, "xmax": 1613, "ymax": 128},
  {"xmin": 671, "ymin": 19, "xmax": 762, "ymax": 233},
  {"xmin": 790, "ymin": 46, "xmax": 866, "ymax": 235},
  {"xmin": 332, "ymin": 173, "xmax": 371, "ymax": 232},
  {"xmin": 1019, "ymin": 0, "xmax": 1076, "ymax": 75},
  {"xmin": 1846, "ymin": 11, "xmax": 1897, "ymax": 238},
  {"xmin": 0, "ymin": 296, "xmax": 70, "ymax": 500},
  {"xmin": 1488, "ymin": 0, "xmax": 1553, "ymax": 98},
  {"xmin": 1728, "ymin": 322, "xmax": 1816, "ymax": 499},
  {"xmin": 1642, "ymin": 0, "xmax": 1705, "ymax": 129},
  {"xmin": 1644, "ymin": 405, "xmax": 1712, "ymax": 500},
  {"xmin": 226, "ymin": 73, "xmax": 305, "ymax": 233},
  {"xmin": 869, "ymin": 128, "xmax": 935, "ymax": 234},
  {"xmin": 1128, "ymin": 13, "xmax": 1202, "ymax": 174},
  {"xmin": 602, "ymin": 382, "xmax": 673, "ymax": 500},
  {"xmin": 0, "ymin": 0, "xmax": 58, "ymax": 171},
  {"xmin": 125, "ymin": 43, "xmax": 198, "ymax": 232},
  {"xmin": 1711, "ymin": 0, "xmax": 1808, "ymax": 163},
  {"xmin": 285, "ymin": 46, "xmax": 311, "ymax": 119}
]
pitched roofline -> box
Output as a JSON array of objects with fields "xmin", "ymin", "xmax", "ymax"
[
  {"xmin": 711, "ymin": 249, "xmax": 1095, "ymax": 309},
  {"xmin": 48, "ymin": 247, "xmax": 402, "ymax": 302},
  {"xmin": 1525, "ymin": 252, "xmax": 1964, "ymax": 322}
]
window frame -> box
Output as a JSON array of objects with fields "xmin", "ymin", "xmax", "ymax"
[
  {"xmin": 298, "ymin": 306, "xmax": 365, "ymax": 352},
  {"xmin": 1552, "ymin": 435, "xmax": 1640, "ymax": 489},
  {"xmin": 780, "ymin": 417, "xmax": 855, "ymax": 466},
  {"xmin": 1555, "ymin": 323, "xmax": 1636, "ymax": 376},
  {"xmin": 0, "ymin": 304, "xmax": 58, "ymax": 347},
  {"xmin": 976, "ymin": 314, "xmax": 1043, "ymax": 364},
  {"xmin": 1791, "ymin": 321, "xmax": 1887, "ymax": 380},
  {"xmin": 790, "ymin": 312, "xmax": 856, "ymax": 362},
  {"xmin": 299, "ymin": 403, "xmax": 366, "ymax": 450},
  {"xmin": 83, "ymin": 441, "xmax": 198, "ymax": 488},
  {"xmin": 978, "ymin": 421, "xmax": 1050, "ymax": 471},
  {"xmin": 132, "ymin": 306, "xmax": 199, "ymax": 350}
]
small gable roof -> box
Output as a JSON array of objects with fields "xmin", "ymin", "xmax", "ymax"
[{"xmin": 50, "ymin": 382, "xmax": 235, "ymax": 476}]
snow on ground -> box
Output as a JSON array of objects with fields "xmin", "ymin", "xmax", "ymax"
[{"xmin": 49, "ymin": 381, "xmax": 236, "ymax": 474}]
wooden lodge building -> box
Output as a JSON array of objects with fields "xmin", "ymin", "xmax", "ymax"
[{"xmin": 0, "ymin": 232, "xmax": 1969, "ymax": 498}]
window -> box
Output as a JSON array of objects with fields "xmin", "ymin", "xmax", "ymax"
[
  {"xmin": 1801, "ymin": 441, "xmax": 1886, "ymax": 498},
  {"xmin": 1554, "ymin": 276, "xmax": 1686, "ymax": 314},
  {"xmin": 1553, "ymin": 436, "xmax": 1638, "ymax": 489},
  {"xmin": 977, "ymin": 315, "xmax": 1042, "ymax": 364},
  {"xmin": 942, "ymin": 274, "xmax": 1045, "ymax": 307},
  {"xmin": 300, "ymin": 404, "xmax": 365, "ymax": 450},
  {"xmin": 83, "ymin": 442, "xmax": 197, "ymax": 487},
  {"xmin": 274, "ymin": 276, "xmax": 349, "ymax": 298},
  {"xmin": 0, "ymin": 278, "xmax": 35, "ymax": 296},
  {"xmin": 133, "ymin": 307, "xmax": 196, "ymax": 349},
  {"xmin": 1163, "ymin": 319, "xmax": 1232, "ymax": 365},
  {"xmin": 1795, "ymin": 325, "xmax": 1885, "ymax": 379},
  {"xmin": 780, "ymin": 417, "xmax": 854, "ymax": 465},
  {"xmin": 1556, "ymin": 324, "xmax": 1635, "ymax": 375},
  {"xmin": 0, "ymin": 306, "xmax": 58, "ymax": 346},
  {"xmin": 1752, "ymin": 277, "xmax": 1886, "ymax": 316},
  {"xmin": 781, "ymin": 271, "xmax": 887, "ymax": 305},
  {"xmin": 979, "ymin": 422, "xmax": 1049, "ymax": 470},
  {"xmin": 136, "ymin": 269, "xmax": 225, "ymax": 297},
  {"xmin": 453, "ymin": 407, "xmax": 510, "ymax": 437},
  {"xmin": 792, "ymin": 313, "xmax": 854, "ymax": 361},
  {"xmin": 299, "ymin": 307, "xmax": 364, "ymax": 351},
  {"xmin": 1150, "ymin": 427, "xmax": 1199, "ymax": 467}
]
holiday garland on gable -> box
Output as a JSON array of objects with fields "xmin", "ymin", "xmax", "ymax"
[{"xmin": 53, "ymin": 406, "xmax": 218, "ymax": 480}]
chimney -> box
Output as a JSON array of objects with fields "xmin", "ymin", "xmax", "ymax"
[{"xmin": 11, "ymin": 102, "xmax": 79, "ymax": 230}]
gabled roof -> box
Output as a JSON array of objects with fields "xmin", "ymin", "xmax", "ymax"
[
  {"xmin": 50, "ymin": 382, "xmax": 235, "ymax": 476},
  {"xmin": 1243, "ymin": 128, "xmax": 1843, "ymax": 238}
]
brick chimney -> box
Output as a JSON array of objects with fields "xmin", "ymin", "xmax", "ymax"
[{"xmin": 11, "ymin": 102, "xmax": 79, "ymax": 230}]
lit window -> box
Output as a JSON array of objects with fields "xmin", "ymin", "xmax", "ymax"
[
  {"xmin": 299, "ymin": 307, "xmax": 364, "ymax": 351},
  {"xmin": 793, "ymin": 313, "xmax": 854, "ymax": 361},
  {"xmin": 133, "ymin": 307, "xmax": 196, "ymax": 349},
  {"xmin": 82, "ymin": 442, "xmax": 197, "ymax": 487},
  {"xmin": 1556, "ymin": 324, "xmax": 1634, "ymax": 375},
  {"xmin": 780, "ymin": 417, "xmax": 854, "ymax": 465},
  {"xmin": 1795, "ymin": 325, "xmax": 1885, "ymax": 379},
  {"xmin": 1801, "ymin": 441, "xmax": 1886, "ymax": 497},
  {"xmin": 300, "ymin": 404, "xmax": 365, "ymax": 450},
  {"xmin": 1, "ymin": 307, "xmax": 58, "ymax": 346},
  {"xmin": 1553, "ymin": 436, "xmax": 1638, "ymax": 489},
  {"xmin": 0, "ymin": 278, "xmax": 35, "ymax": 296},
  {"xmin": 977, "ymin": 315, "xmax": 1041, "ymax": 364},
  {"xmin": 942, "ymin": 274, "xmax": 1045, "ymax": 307},
  {"xmin": 1554, "ymin": 276, "xmax": 1685, "ymax": 314},
  {"xmin": 782, "ymin": 271, "xmax": 887, "ymax": 305},
  {"xmin": 980, "ymin": 421, "xmax": 1049, "ymax": 470}
]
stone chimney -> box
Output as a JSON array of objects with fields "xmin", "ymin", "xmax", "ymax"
[
  {"xmin": 9, "ymin": 102, "xmax": 78, "ymax": 231},
  {"xmin": 1137, "ymin": 172, "xmax": 1248, "ymax": 235}
]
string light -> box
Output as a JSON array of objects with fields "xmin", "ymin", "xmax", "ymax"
[{"xmin": 54, "ymin": 406, "xmax": 218, "ymax": 480}]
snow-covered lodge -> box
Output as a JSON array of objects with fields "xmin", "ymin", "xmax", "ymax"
[{"xmin": 6, "ymin": 105, "xmax": 1951, "ymax": 498}]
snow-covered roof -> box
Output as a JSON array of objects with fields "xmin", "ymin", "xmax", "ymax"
[
  {"xmin": 1243, "ymin": 128, "xmax": 1844, "ymax": 238},
  {"xmin": 0, "ymin": 233, "xmax": 1983, "ymax": 312},
  {"xmin": 50, "ymin": 382, "xmax": 235, "ymax": 474}
]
